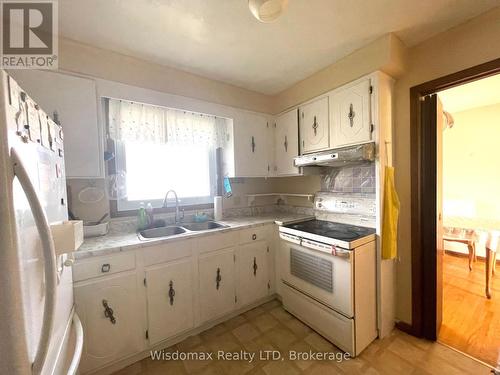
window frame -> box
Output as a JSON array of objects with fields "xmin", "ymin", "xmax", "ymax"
[{"xmin": 105, "ymin": 98, "xmax": 221, "ymax": 217}]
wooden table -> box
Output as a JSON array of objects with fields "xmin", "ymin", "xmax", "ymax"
[{"xmin": 444, "ymin": 228, "xmax": 497, "ymax": 299}]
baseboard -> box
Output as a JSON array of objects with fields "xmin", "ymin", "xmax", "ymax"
[{"xmin": 395, "ymin": 321, "xmax": 415, "ymax": 336}]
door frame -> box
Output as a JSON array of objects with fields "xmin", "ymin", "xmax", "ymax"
[{"xmin": 408, "ymin": 58, "xmax": 500, "ymax": 340}]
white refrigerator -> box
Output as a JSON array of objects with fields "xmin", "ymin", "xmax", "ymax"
[{"xmin": 0, "ymin": 71, "xmax": 83, "ymax": 374}]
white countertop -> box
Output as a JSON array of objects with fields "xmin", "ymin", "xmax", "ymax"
[{"xmin": 76, "ymin": 214, "xmax": 314, "ymax": 259}]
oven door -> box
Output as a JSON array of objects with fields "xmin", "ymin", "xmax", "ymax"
[{"xmin": 279, "ymin": 240, "xmax": 354, "ymax": 318}]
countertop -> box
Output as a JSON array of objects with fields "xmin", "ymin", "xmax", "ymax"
[{"xmin": 76, "ymin": 214, "xmax": 314, "ymax": 259}]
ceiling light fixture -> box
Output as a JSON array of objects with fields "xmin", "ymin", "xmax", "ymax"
[{"xmin": 248, "ymin": 0, "xmax": 288, "ymax": 23}]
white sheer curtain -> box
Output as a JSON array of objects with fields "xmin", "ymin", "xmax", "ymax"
[
  {"xmin": 108, "ymin": 99, "xmax": 228, "ymax": 147},
  {"xmin": 107, "ymin": 99, "xmax": 229, "ymax": 209}
]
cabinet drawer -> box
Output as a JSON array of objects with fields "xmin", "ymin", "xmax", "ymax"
[
  {"xmin": 282, "ymin": 283, "xmax": 354, "ymax": 355},
  {"xmin": 73, "ymin": 253, "xmax": 136, "ymax": 282},
  {"xmin": 197, "ymin": 231, "xmax": 238, "ymax": 254},
  {"xmin": 143, "ymin": 239, "xmax": 194, "ymax": 266},
  {"xmin": 239, "ymin": 226, "xmax": 270, "ymax": 244}
]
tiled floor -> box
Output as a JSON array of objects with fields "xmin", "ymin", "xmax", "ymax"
[{"xmin": 114, "ymin": 300, "xmax": 493, "ymax": 375}]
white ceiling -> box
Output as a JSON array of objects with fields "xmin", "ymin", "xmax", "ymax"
[
  {"xmin": 59, "ymin": 0, "xmax": 500, "ymax": 95},
  {"xmin": 439, "ymin": 74, "xmax": 500, "ymax": 113}
]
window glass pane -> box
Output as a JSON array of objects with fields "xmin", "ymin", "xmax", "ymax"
[{"xmin": 125, "ymin": 142, "xmax": 212, "ymax": 202}]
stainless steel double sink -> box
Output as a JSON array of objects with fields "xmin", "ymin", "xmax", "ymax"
[{"xmin": 138, "ymin": 221, "xmax": 229, "ymax": 240}]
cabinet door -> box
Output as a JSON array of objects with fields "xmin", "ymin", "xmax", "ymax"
[
  {"xmin": 8, "ymin": 70, "xmax": 103, "ymax": 178},
  {"xmin": 145, "ymin": 259, "xmax": 194, "ymax": 345},
  {"xmin": 236, "ymin": 242, "xmax": 269, "ymax": 307},
  {"xmin": 330, "ymin": 78, "xmax": 372, "ymax": 147},
  {"xmin": 233, "ymin": 114, "xmax": 270, "ymax": 177},
  {"xmin": 275, "ymin": 109, "xmax": 300, "ymax": 176},
  {"xmin": 299, "ymin": 97, "xmax": 329, "ymax": 153},
  {"xmin": 74, "ymin": 273, "xmax": 143, "ymax": 374},
  {"xmin": 198, "ymin": 248, "xmax": 236, "ymax": 323}
]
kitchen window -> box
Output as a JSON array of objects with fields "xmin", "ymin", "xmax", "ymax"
[{"xmin": 107, "ymin": 99, "xmax": 229, "ymax": 213}]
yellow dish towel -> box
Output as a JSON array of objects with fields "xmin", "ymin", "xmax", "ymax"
[{"xmin": 382, "ymin": 166, "xmax": 400, "ymax": 260}]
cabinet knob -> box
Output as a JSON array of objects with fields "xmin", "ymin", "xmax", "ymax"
[
  {"xmin": 252, "ymin": 234, "xmax": 257, "ymax": 241},
  {"xmin": 102, "ymin": 299, "xmax": 116, "ymax": 324},
  {"xmin": 253, "ymin": 257, "xmax": 258, "ymax": 276},
  {"xmin": 101, "ymin": 263, "xmax": 111, "ymax": 273},
  {"xmin": 348, "ymin": 103, "xmax": 356, "ymax": 127},
  {"xmin": 168, "ymin": 280, "xmax": 176, "ymax": 305},
  {"xmin": 216, "ymin": 267, "xmax": 222, "ymax": 290}
]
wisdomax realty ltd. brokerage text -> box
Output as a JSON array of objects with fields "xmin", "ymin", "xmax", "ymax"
[{"xmin": 150, "ymin": 349, "xmax": 351, "ymax": 363}]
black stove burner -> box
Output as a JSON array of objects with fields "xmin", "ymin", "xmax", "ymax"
[{"xmin": 285, "ymin": 220, "xmax": 375, "ymax": 242}]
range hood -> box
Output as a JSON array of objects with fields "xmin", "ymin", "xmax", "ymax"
[{"xmin": 294, "ymin": 142, "xmax": 375, "ymax": 168}]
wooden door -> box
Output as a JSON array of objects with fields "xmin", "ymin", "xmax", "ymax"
[
  {"xmin": 236, "ymin": 242, "xmax": 269, "ymax": 307},
  {"xmin": 198, "ymin": 248, "xmax": 236, "ymax": 323},
  {"xmin": 299, "ymin": 97, "xmax": 329, "ymax": 153},
  {"xmin": 74, "ymin": 273, "xmax": 143, "ymax": 373},
  {"xmin": 145, "ymin": 259, "xmax": 194, "ymax": 345},
  {"xmin": 275, "ymin": 109, "xmax": 300, "ymax": 175},
  {"xmin": 436, "ymin": 97, "xmax": 444, "ymax": 336},
  {"xmin": 330, "ymin": 78, "xmax": 372, "ymax": 148}
]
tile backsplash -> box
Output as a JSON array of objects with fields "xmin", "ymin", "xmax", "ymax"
[{"xmin": 320, "ymin": 163, "xmax": 375, "ymax": 194}]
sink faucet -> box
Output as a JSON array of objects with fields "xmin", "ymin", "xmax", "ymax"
[{"xmin": 163, "ymin": 190, "xmax": 180, "ymax": 224}]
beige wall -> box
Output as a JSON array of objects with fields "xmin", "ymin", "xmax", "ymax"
[
  {"xmin": 59, "ymin": 38, "xmax": 273, "ymax": 114},
  {"xmin": 273, "ymin": 34, "xmax": 407, "ymax": 113},
  {"xmin": 442, "ymin": 103, "xmax": 500, "ymax": 221}
]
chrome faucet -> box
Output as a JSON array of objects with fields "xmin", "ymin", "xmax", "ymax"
[{"xmin": 162, "ymin": 190, "xmax": 181, "ymax": 224}]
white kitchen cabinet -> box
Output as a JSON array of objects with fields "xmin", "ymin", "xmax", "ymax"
[
  {"xmin": 274, "ymin": 109, "xmax": 300, "ymax": 176},
  {"xmin": 198, "ymin": 248, "xmax": 236, "ymax": 323},
  {"xmin": 236, "ymin": 241, "xmax": 269, "ymax": 307},
  {"xmin": 145, "ymin": 259, "xmax": 194, "ymax": 345},
  {"xmin": 8, "ymin": 70, "xmax": 103, "ymax": 178},
  {"xmin": 299, "ymin": 97, "xmax": 329, "ymax": 154},
  {"xmin": 74, "ymin": 273, "xmax": 143, "ymax": 374},
  {"xmin": 231, "ymin": 113, "xmax": 271, "ymax": 177},
  {"xmin": 330, "ymin": 78, "xmax": 373, "ymax": 148}
]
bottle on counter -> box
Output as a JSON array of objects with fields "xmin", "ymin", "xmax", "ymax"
[{"xmin": 137, "ymin": 202, "xmax": 148, "ymax": 231}]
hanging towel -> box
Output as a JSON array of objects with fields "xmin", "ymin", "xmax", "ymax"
[{"xmin": 382, "ymin": 166, "xmax": 400, "ymax": 260}]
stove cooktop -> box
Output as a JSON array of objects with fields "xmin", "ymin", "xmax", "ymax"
[{"xmin": 284, "ymin": 220, "xmax": 375, "ymax": 242}]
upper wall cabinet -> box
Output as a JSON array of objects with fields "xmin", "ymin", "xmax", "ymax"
[
  {"xmin": 8, "ymin": 70, "xmax": 103, "ymax": 179},
  {"xmin": 274, "ymin": 109, "xmax": 300, "ymax": 176},
  {"xmin": 230, "ymin": 113, "xmax": 272, "ymax": 177},
  {"xmin": 330, "ymin": 78, "xmax": 373, "ymax": 148},
  {"xmin": 299, "ymin": 97, "xmax": 329, "ymax": 154}
]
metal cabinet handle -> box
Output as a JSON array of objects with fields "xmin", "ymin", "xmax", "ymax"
[
  {"xmin": 252, "ymin": 234, "xmax": 257, "ymax": 240},
  {"xmin": 216, "ymin": 267, "xmax": 222, "ymax": 290},
  {"xmin": 284, "ymin": 135, "xmax": 288, "ymax": 152},
  {"xmin": 348, "ymin": 103, "xmax": 355, "ymax": 127},
  {"xmin": 101, "ymin": 263, "xmax": 111, "ymax": 273},
  {"xmin": 251, "ymin": 136, "xmax": 256, "ymax": 153},
  {"xmin": 312, "ymin": 115, "xmax": 318, "ymax": 135},
  {"xmin": 102, "ymin": 300, "xmax": 116, "ymax": 324},
  {"xmin": 253, "ymin": 257, "xmax": 258, "ymax": 276},
  {"xmin": 168, "ymin": 280, "xmax": 175, "ymax": 305}
]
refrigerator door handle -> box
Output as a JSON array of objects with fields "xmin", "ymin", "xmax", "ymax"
[
  {"xmin": 11, "ymin": 148, "xmax": 58, "ymax": 375},
  {"xmin": 67, "ymin": 312, "xmax": 83, "ymax": 375}
]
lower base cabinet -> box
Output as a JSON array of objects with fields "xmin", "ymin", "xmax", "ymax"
[
  {"xmin": 145, "ymin": 258, "xmax": 194, "ymax": 345},
  {"xmin": 74, "ymin": 273, "xmax": 143, "ymax": 374},
  {"xmin": 198, "ymin": 248, "xmax": 236, "ymax": 323},
  {"xmin": 236, "ymin": 242, "xmax": 269, "ymax": 307}
]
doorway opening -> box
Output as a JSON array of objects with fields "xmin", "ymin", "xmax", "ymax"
[
  {"xmin": 408, "ymin": 57, "xmax": 500, "ymax": 373},
  {"xmin": 436, "ymin": 74, "xmax": 500, "ymax": 366}
]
